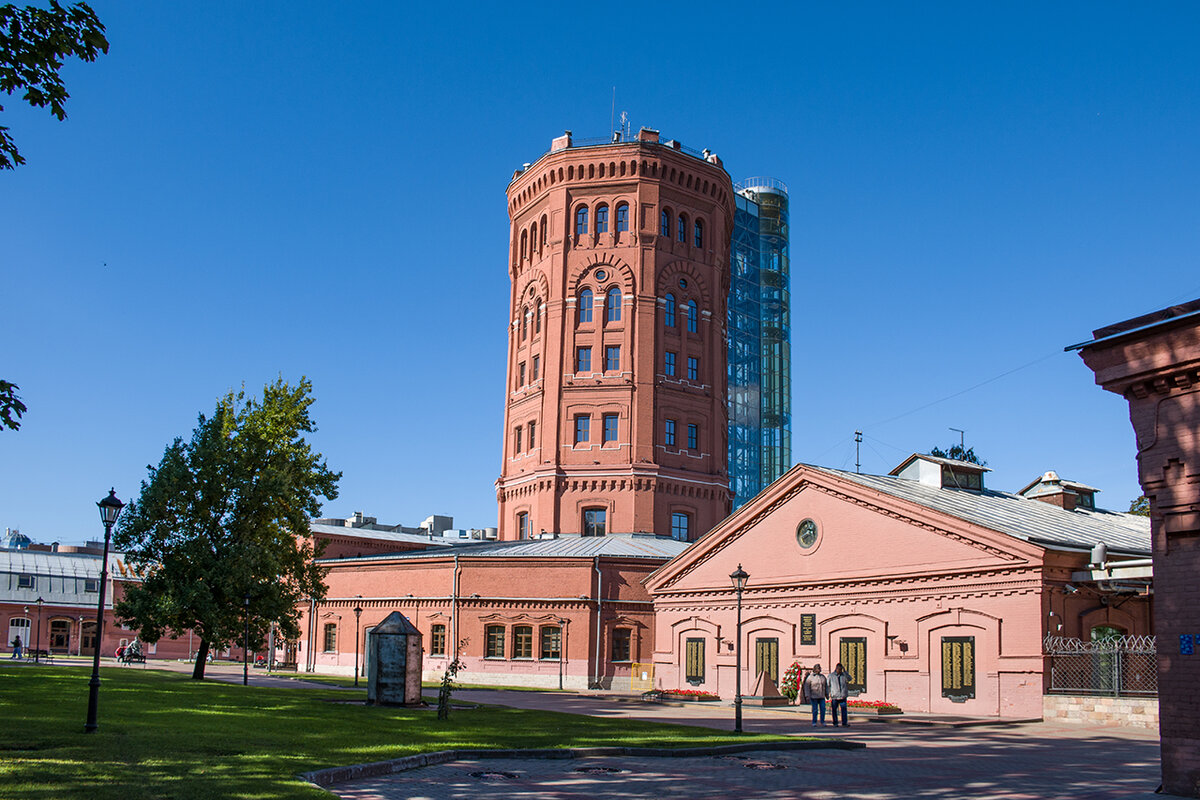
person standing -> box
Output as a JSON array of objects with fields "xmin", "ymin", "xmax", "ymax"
[
  {"xmin": 10, "ymin": 635, "xmax": 22, "ymax": 659},
  {"xmin": 829, "ymin": 662, "xmax": 850, "ymax": 727},
  {"xmin": 802, "ymin": 663, "xmax": 829, "ymax": 726}
]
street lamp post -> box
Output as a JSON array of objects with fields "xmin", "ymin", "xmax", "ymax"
[
  {"xmin": 86, "ymin": 489, "xmax": 124, "ymax": 733},
  {"xmin": 730, "ymin": 564, "xmax": 749, "ymax": 734},
  {"xmin": 353, "ymin": 599, "xmax": 363, "ymax": 688},
  {"xmin": 557, "ymin": 618, "xmax": 568, "ymax": 690},
  {"xmin": 243, "ymin": 594, "xmax": 250, "ymax": 687},
  {"xmin": 34, "ymin": 597, "xmax": 44, "ymax": 663}
]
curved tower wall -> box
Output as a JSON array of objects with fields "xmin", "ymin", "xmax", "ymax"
[
  {"xmin": 497, "ymin": 130, "xmax": 735, "ymax": 541},
  {"xmin": 729, "ymin": 179, "xmax": 791, "ymax": 510}
]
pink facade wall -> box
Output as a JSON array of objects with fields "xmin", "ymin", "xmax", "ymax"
[
  {"xmin": 297, "ymin": 554, "xmax": 662, "ymax": 689},
  {"xmin": 647, "ymin": 467, "xmax": 1151, "ymax": 719},
  {"xmin": 496, "ymin": 134, "xmax": 735, "ymax": 541}
]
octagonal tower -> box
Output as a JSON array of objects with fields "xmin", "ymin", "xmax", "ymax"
[{"xmin": 497, "ymin": 128, "xmax": 735, "ymax": 541}]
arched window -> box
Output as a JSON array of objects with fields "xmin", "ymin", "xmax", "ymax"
[
  {"xmin": 693, "ymin": 218, "xmax": 703, "ymax": 248},
  {"xmin": 616, "ymin": 202, "xmax": 629, "ymax": 232},
  {"xmin": 606, "ymin": 287, "xmax": 621, "ymax": 322},
  {"xmin": 578, "ymin": 288, "xmax": 593, "ymax": 323},
  {"xmin": 595, "ymin": 205, "xmax": 609, "ymax": 234},
  {"xmin": 660, "ymin": 208, "xmax": 671, "ymax": 238},
  {"xmin": 575, "ymin": 205, "xmax": 589, "ymax": 237},
  {"xmin": 539, "ymin": 215, "xmax": 547, "ymax": 251},
  {"xmin": 535, "ymin": 301, "xmax": 542, "ymax": 333},
  {"xmin": 520, "ymin": 230, "xmax": 527, "ymax": 260},
  {"xmin": 687, "ymin": 300, "xmax": 698, "ymax": 333},
  {"xmin": 530, "ymin": 222, "xmax": 537, "ymax": 256},
  {"xmin": 664, "ymin": 293, "xmax": 676, "ymax": 327},
  {"xmin": 520, "ymin": 306, "xmax": 527, "ymax": 339},
  {"xmin": 677, "ymin": 214, "xmax": 687, "ymax": 243},
  {"xmin": 517, "ymin": 512, "xmax": 530, "ymax": 539}
]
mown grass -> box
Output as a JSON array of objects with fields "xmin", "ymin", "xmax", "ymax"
[{"xmin": 0, "ymin": 665, "xmax": 784, "ymax": 799}]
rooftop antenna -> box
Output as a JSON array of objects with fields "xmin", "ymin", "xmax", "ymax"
[
  {"xmin": 611, "ymin": 87, "xmax": 616, "ymax": 139},
  {"xmin": 854, "ymin": 430, "xmax": 863, "ymax": 474},
  {"xmin": 620, "ymin": 110, "xmax": 629, "ymax": 140},
  {"xmin": 949, "ymin": 427, "xmax": 966, "ymax": 457}
]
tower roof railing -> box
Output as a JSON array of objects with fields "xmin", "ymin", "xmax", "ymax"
[
  {"xmin": 530, "ymin": 132, "xmax": 711, "ymax": 164},
  {"xmin": 735, "ymin": 176, "xmax": 789, "ymax": 195}
]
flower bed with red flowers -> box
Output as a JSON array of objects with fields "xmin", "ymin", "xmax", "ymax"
[
  {"xmin": 847, "ymin": 699, "xmax": 902, "ymax": 714},
  {"xmin": 644, "ymin": 689, "xmax": 721, "ymax": 702}
]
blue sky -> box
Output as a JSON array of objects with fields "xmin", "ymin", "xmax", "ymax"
[{"xmin": 3, "ymin": 2, "xmax": 1198, "ymax": 545}]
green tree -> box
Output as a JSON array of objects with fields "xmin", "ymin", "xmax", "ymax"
[
  {"xmin": 1128, "ymin": 495, "xmax": 1150, "ymax": 516},
  {"xmin": 930, "ymin": 444, "xmax": 986, "ymax": 465},
  {"xmin": 1, "ymin": 1, "xmax": 108, "ymax": 169},
  {"xmin": 0, "ymin": 380, "xmax": 26, "ymax": 430},
  {"xmin": 113, "ymin": 378, "xmax": 340, "ymax": 680}
]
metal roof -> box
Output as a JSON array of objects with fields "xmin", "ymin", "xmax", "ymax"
[
  {"xmin": 309, "ymin": 523, "xmax": 468, "ymax": 547},
  {"xmin": 889, "ymin": 453, "xmax": 991, "ymax": 475},
  {"xmin": 317, "ymin": 533, "xmax": 692, "ymax": 563},
  {"xmin": 808, "ymin": 464, "xmax": 1151, "ymax": 556}
]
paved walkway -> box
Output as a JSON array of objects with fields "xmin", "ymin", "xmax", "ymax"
[{"xmin": 329, "ymin": 690, "xmax": 1167, "ymax": 800}]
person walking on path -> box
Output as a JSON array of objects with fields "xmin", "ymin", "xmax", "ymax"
[
  {"xmin": 10, "ymin": 635, "xmax": 22, "ymax": 659},
  {"xmin": 802, "ymin": 663, "xmax": 829, "ymax": 726},
  {"xmin": 828, "ymin": 662, "xmax": 850, "ymax": 727}
]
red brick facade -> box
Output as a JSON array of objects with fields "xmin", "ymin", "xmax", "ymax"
[
  {"xmin": 1078, "ymin": 299, "xmax": 1200, "ymax": 797},
  {"xmin": 496, "ymin": 130, "xmax": 735, "ymax": 541}
]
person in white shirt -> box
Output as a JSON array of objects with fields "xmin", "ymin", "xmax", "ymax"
[{"xmin": 801, "ymin": 663, "xmax": 829, "ymax": 726}]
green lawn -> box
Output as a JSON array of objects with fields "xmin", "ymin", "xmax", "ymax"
[{"xmin": 0, "ymin": 665, "xmax": 784, "ymax": 799}]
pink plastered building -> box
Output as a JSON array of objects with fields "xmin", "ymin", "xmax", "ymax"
[{"xmin": 646, "ymin": 455, "xmax": 1151, "ymax": 718}]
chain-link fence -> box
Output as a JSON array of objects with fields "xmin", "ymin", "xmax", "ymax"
[{"xmin": 1044, "ymin": 635, "xmax": 1157, "ymax": 697}]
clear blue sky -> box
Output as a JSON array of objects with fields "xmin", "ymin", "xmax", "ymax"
[{"xmin": 4, "ymin": 2, "xmax": 1198, "ymax": 545}]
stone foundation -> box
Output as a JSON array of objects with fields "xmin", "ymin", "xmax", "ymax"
[{"xmin": 1043, "ymin": 694, "xmax": 1158, "ymax": 729}]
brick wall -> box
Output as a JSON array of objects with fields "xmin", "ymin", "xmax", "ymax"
[{"xmin": 1043, "ymin": 694, "xmax": 1158, "ymax": 729}]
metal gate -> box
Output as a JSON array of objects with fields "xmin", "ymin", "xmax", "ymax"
[{"xmin": 1044, "ymin": 635, "xmax": 1157, "ymax": 697}]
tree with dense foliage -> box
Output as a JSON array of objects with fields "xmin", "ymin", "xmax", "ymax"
[
  {"xmin": 1, "ymin": 1, "xmax": 108, "ymax": 169},
  {"xmin": 1129, "ymin": 495, "xmax": 1150, "ymax": 516},
  {"xmin": 0, "ymin": 379, "xmax": 26, "ymax": 430},
  {"xmin": 930, "ymin": 443, "xmax": 986, "ymax": 466},
  {"xmin": 113, "ymin": 378, "xmax": 340, "ymax": 679}
]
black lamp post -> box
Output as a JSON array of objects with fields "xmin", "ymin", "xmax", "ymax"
[
  {"xmin": 353, "ymin": 599, "xmax": 363, "ymax": 688},
  {"xmin": 557, "ymin": 618, "xmax": 568, "ymax": 690},
  {"xmin": 86, "ymin": 488, "xmax": 124, "ymax": 733},
  {"xmin": 34, "ymin": 596, "xmax": 44, "ymax": 663},
  {"xmin": 730, "ymin": 564, "xmax": 749, "ymax": 734},
  {"xmin": 243, "ymin": 594, "xmax": 250, "ymax": 687}
]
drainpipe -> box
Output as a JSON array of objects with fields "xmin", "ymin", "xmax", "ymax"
[
  {"xmin": 306, "ymin": 597, "xmax": 317, "ymax": 672},
  {"xmin": 592, "ymin": 555, "xmax": 602, "ymax": 689},
  {"xmin": 452, "ymin": 554, "xmax": 461, "ymax": 661}
]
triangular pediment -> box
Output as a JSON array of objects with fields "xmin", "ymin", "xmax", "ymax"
[{"xmin": 647, "ymin": 465, "xmax": 1040, "ymax": 595}]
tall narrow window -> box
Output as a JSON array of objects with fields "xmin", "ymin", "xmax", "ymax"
[
  {"xmin": 687, "ymin": 423, "xmax": 698, "ymax": 450},
  {"xmin": 616, "ymin": 202, "xmax": 629, "ymax": 232},
  {"xmin": 486, "ymin": 625, "xmax": 506, "ymax": 658},
  {"xmin": 520, "ymin": 230, "xmax": 527, "ymax": 260},
  {"xmin": 528, "ymin": 421, "xmax": 536, "ymax": 448},
  {"xmin": 514, "ymin": 426, "xmax": 522, "ymax": 453},
  {"xmin": 575, "ymin": 206, "xmax": 589, "ymax": 237},
  {"xmin": 513, "ymin": 625, "xmax": 533, "ymax": 659},
  {"xmin": 660, "ymin": 208, "xmax": 671, "ymax": 237},
  {"xmin": 518, "ymin": 361, "xmax": 526, "ymax": 386},
  {"xmin": 665, "ymin": 419, "xmax": 677, "ymax": 447},
  {"xmin": 430, "ymin": 624, "xmax": 446, "ymax": 656},
  {"xmin": 520, "ymin": 308, "xmax": 528, "ymax": 340},
  {"xmin": 605, "ymin": 346, "xmax": 620, "ymax": 372},
  {"xmin": 517, "ymin": 511, "xmax": 530, "ymax": 539},
  {"xmin": 687, "ymin": 300, "xmax": 698, "ymax": 333},
  {"xmin": 323, "ymin": 623, "xmax": 337, "ymax": 653},
  {"xmin": 583, "ymin": 507, "xmax": 607, "ymax": 536},
  {"xmin": 606, "ymin": 287, "xmax": 622, "ymax": 322},
  {"xmin": 603, "ymin": 414, "xmax": 618, "ymax": 443},
  {"xmin": 685, "ymin": 638, "xmax": 705, "ymax": 684},
  {"xmin": 687, "ymin": 356, "xmax": 698, "ymax": 380},
  {"xmin": 677, "ymin": 214, "xmax": 686, "ymax": 242},
  {"xmin": 575, "ymin": 415, "xmax": 590, "ymax": 444},
  {"xmin": 578, "ymin": 289, "xmax": 593, "ymax": 323},
  {"xmin": 665, "ymin": 351, "xmax": 677, "ymax": 377},
  {"xmin": 595, "ymin": 205, "xmax": 609, "ymax": 234},
  {"xmin": 671, "ymin": 512, "xmax": 690, "ymax": 540},
  {"xmin": 540, "ymin": 626, "xmax": 562, "ymax": 660},
  {"xmin": 529, "ymin": 223, "xmax": 537, "ymax": 256},
  {"xmin": 539, "ymin": 215, "xmax": 547, "ymax": 250},
  {"xmin": 531, "ymin": 355, "xmax": 540, "ymax": 381},
  {"xmin": 664, "ymin": 294, "xmax": 676, "ymax": 327},
  {"xmin": 694, "ymin": 218, "xmax": 704, "ymax": 248},
  {"xmin": 612, "ymin": 628, "xmax": 632, "ymax": 662},
  {"xmin": 576, "ymin": 347, "xmax": 591, "ymax": 373},
  {"xmin": 535, "ymin": 301, "xmax": 542, "ymax": 333}
]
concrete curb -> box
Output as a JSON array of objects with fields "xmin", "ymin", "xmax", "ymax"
[{"xmin": 298, "ymin": 740, "xmax": 864, "ymax": 788}]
